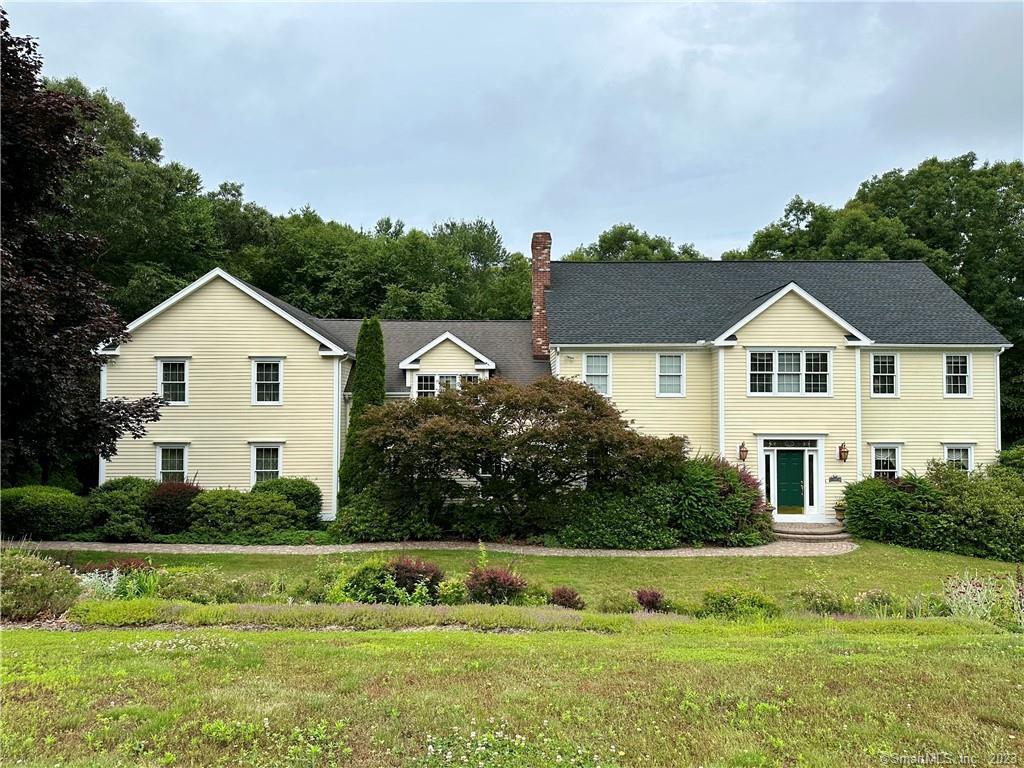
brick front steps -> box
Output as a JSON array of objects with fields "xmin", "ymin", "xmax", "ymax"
[{"xmin": 772, "ymin": 521, "xmax": 852, "ymax": 543}]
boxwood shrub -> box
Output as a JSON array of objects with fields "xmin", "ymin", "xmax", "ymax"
[
  {"xmin": 251, "ymin": 477, "xmax": 323, "ymax": 528},
  {"xmin": 186, "ymin": 489, "xmax": 306, "ymax": 540},
  {"xmin": 91, "ymin": 490, "xmax": 152, "ymax": 542},
  {"xmin": 0, "ymin": 486, "xmax": 90, "ymax": 539}
]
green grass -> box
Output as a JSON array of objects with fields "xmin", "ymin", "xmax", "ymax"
[
  {"xmin": 49, "ymin": 541, "xmax": 1018, "ymax": 608},
  {"xmin": 2, "ymin": 621, "xmax": 1021, "ymax": 767}
]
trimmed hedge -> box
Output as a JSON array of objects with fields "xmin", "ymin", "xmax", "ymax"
[
  {"xmin": 251, "ymin": 477, "xmax": 322, "ymax": 528},
  {"xmin": 91, "ymin": 490, "xmax": 151, "ymax": 542},
  {"xmin": 0, "ymin": 485, "xmax": 90, "ymax": 539},
  {"xmin": 186, "ymin": 489, "xmax": 307, "ymax": 539},
  {"xmin": 844, "ymin": 462, "xmax": 1024, "ymax": 562}
]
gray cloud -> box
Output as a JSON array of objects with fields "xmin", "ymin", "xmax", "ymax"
[{"xmin": 8, "ymin": 2, "xmax": 1022, "ymax": 257}]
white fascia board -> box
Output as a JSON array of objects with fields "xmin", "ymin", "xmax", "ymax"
[
  {"xmin": 713, "ymin": 283, "xmax": 873, "ymax": 345},
  {"xmin": 398, "ymin": 331, "xmax": 496, "ymax": 370},
  {"xmin": 105, "ymin": 268, "xmax": 347, "ymax": 356}
]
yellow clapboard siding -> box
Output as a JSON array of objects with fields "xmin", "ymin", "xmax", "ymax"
[
  {"xmin": 104, "ymin": 277, "xmax": 349, "ymax": 518},
  {"xmin": 416, "ymin": 339, "xmax": 480, "ymax": 373}
]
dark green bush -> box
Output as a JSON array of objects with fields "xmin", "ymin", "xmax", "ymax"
[
  {"xmin": 556, "ymin": 487, "xmax": 679, "ymax": 550},
  {"xmin": 0, "ymin": 485, "xmax": 90, "ymax": 539},
  {"xmin": 93, "ymin": 477, "xmax": 158, "ymax": 504},
  {"xmin": 92, "ymin": 490, "xmax": 151, "ymax": 542},
  {"xmin": 251, "ymin": 477, "xmax": 323, "ymax": 528},
  {"xmin": 328, "ymin": 487, "xmax": 440, "ymax": 543},
  {"xmin": 187, "ymin": 490, "xmax": 306, "ymax": 540},
  {"xmin": 998, "ymin": 444, "xmax": 1024, "ymax": 477},
  {"xmin": 145, "ymin": 481, "xmax": 203, "ymax": 534},
  {"xmin": 844, "ymin": 464, "xmax": 1024, "ymax": 562},
  {"xmin": 698, "ymin": 586, "xmax": 781, "ymax": 620},
  {"xmin": 0, "ymin": 551, "xmax": 81, "ymax": 620}
]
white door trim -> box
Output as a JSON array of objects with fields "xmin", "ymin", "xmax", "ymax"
[{"xmin": 756, "ymin": 433, "xmax": 831, "ymax": 523}]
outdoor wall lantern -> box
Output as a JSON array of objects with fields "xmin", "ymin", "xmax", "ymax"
[
  {"xmin": 738, "ymin": 442, "xmax": 748, "ymax": 462},
  {"xmin": 837, "ymin": 442, "xmax": 850, "ymax": 462}
]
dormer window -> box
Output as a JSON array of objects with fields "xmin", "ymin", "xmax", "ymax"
[{"xmin": 414, "ymin": 373, "xmax": 481, "ymax": 398}]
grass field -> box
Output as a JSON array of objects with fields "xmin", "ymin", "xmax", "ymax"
[
  {"xmin": 2, "ymin": 619, "xmax": 1022, "ymax": 767},
  {"xmin": 50, "ymin": 541, "xmax": 1018, "ymax": 608}
]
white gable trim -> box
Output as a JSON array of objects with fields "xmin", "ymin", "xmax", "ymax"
[
  {"xmin": 713, "ymin": 282, "xmax": 873, "ymax": 345},
  {"xmin": 106, "ymin": 268, "xmax": 347, "ymax": 356},
  {"xmin": 398, "ymin": 331, "xmax": 496, "ymax": 370}
]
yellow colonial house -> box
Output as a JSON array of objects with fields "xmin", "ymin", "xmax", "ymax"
[{"xmin": 101, "ymin": 232, "xmax": 1009, "ymax": 525}]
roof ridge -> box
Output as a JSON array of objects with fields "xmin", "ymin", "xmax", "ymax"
[{"xmin": 552, "ymin": 259, "xmax": 930, "ymax": 265}]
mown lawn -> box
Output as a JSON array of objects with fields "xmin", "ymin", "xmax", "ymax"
[
  {"xmin": 52, "ymin": 541, "xmax": 1018, "ymax": 608},
  {"xmin": 2, "ymin": 620, "xmax": 1022, "ymax": 767}
]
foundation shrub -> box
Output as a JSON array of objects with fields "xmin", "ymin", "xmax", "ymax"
[
  {"xmin": 0, "ymin": 485, "xmax": 90, "ymax": 539},
  {"xmin": 251, "ymin": 477, "xmax": 323, "ymax": 528},
  {"xmin": 145, "ymin": 481, "xmax": 203, "ymax": 534}
]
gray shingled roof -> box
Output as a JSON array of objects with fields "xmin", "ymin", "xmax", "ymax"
[
  {"xmin": 546, "ymin": 261, "xmax": 1009, "ymax": 345},
  {"xmin": 320, "ymin": 320, "xmax": 550, "ymax": 391}
]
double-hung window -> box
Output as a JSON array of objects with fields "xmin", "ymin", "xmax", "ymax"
[
  {"xmin": 871, "ymin": 354, "xmax": 899, "ymax": 397},
  {"xmin": 747, "ymin": 350, "xmax": 831, "ymax": 396},
  {"xmin": 157, "ymin": 359, "xmax": 188, "ymax": 405},
  {"xmin": 415, "ymin": 373, "xmax": 481, "ymax": 398},
  {"xmin": 583, "ymin": 354, "xmax": 611, "ymax": 396},
  {"xmin": 872, "ymin": 445, "xmax": 900, "ymax": 479},
  {"xmin": 656, "ymin": 353, "xmax": 685, "ymax": 397},
  {"xmin": 944, "ymin": 444, "xmax": 974, "ymax": 471},
  {"xmin": 944, "ymin": 354, "xmax": 971, "ymax": 397},
  {"xmin": 252, "ymin": 359, "xmax": 283, "ymax": 405},
  {"xmin": 156, "ymin": 444, "xmax": 187, "ymax": 483},
  {"xmin": 251, "ymin": 444, "xmax": 282, "ymax": 485}
]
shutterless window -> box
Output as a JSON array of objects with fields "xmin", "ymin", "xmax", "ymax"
[
  {"xmin": 416, "ymin": 375, "xmax": 436, "ymax": 398},
  {"xmin": 461, "ymin": 374, "xmax": 480, "ymax": 387},
  {"xmin": 158, "ymin": 446, "xmax": 186, "ymax": 483},
  {"xmin": 657, "ymin": 354, "xmax": 684, "ymax": 396},
  {"xmin": 804, "ymin": 352, "xmax": 829, "ymax": 393},
  {"xmin": 872, "ymin": 354, "xmax": 897, "ymax": 396},
  {"xmin": 873, "ymin": 446, "xmax": 899, "ymax": 479},
  {"xmin": 748, "ymin": 350, "xmax": 830, "ymax": 395},
  {"xmin": 945, "ymin": 445, "xmax": 973, "ymax": 471},
  {"xmin": 253, "ymin": 360, "xmax": 282, "ymax": 404},
  {"xmin": 158, "ymin": 360, "xmax": 187, "ymax": 404},
  {"xmin": 438, "ymin": 374, "xmax": 459, "ymax": 392},
  {"xmin": 749, "ymin": 352, "xmax": 774, "ymax": 393},
  {"xmin": 584, "ymin": 354, "xmax": 610, "ymax": 395},
  {"xmin": 945, "ymin": 355, "xmax": 970, "ymax": 396},
  {"xmin": 253, "ymin": 446, "xmax": 281, "ymax": 483}
]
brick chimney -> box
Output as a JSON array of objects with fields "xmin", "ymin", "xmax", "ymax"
[{"xmin": 531, "ymin": 231, "xmax": 552, "ymax": 359}]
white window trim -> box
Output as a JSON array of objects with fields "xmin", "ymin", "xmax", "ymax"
[
  {"xmin": 655, "ymin": 353, "xmax": 686, "ymax": 398},
  {"xmin": 250, "ymin": 442, "xmax": 284, "ymax": 487},
  {"xmin": 943, "ymin": 353, "xmax": 973, "ymax": 399},
  {"xmin": 410, "ymin": 372, "xmax": 485, "ymax": 399},
  {"xmin": 870, "ymin": 443, "xmax": 902, "ymax": 478},
  {"xmin": 251, "ymin": 358, "xmax": 284, "ymax": 406},
  {"xmin": 746, "ymin": 348, "xmax": 833, "ymax": 398},
  {"xmin": 155, "ymin": 443, "xmax": 189, "ymax": 482},
  {"xmin": 869, "ymin": 352, "xmax": 900, "ymax": 399},
  {"xmin": 942, "ymin": 443, "xmax": 975, "ymax": 471},
  {"xmin": 156, "ymin": 358, "xmax": 190, "ymax": 406},
  {"xmin": 582, "ymin": 353, "xmax": 613, "ymax": 397}
]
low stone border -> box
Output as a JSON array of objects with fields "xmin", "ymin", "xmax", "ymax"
[{"xmin": 23, "ymin": 539, "xmax": 858, "ymax": 558}]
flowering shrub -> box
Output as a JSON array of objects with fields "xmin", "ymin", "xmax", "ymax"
[
  {"xmin": 0, "ymin": 551, "xmax": 81, "ymax": 620},
  {"xmin": 854, "ymin": 589, "xmax": 902, "ymax": 619},
  {"xmin": 549, "ymin": 586, "xmax": 585, "ymax": 610},
  {"xmin": 634, "ymin": 588, "xmax": 667, "ymax": 613},
  {"xmin": 465, "ymin": 566, "xmax": 527, "ymax": 605}
]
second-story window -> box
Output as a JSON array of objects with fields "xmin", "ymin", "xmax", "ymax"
[
  {"xmin": 944, "ymin": 354, "xmax": 971, "ymax": 397},
  {"xmin": 872, "ymin": 354, "xmax": 898, "ymax": 397},
  {"xmin": 583, "ymin": 353, "xmax": 611, "ymax": 396},
  {"xmin": 656, "ymin": 353, "xmax": 684, "ymax": 396},
  {"xmin": 252, "ymin": 359, "xmax": 283, "ymax": 405},
  {"xmin": 747, "ymin": 350, "xmax": 831, "ymax": 396},
  {"xmin": 157, "ymin": 359, "xmax": 188, "ymax": 405}
]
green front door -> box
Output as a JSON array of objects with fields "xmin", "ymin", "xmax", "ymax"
[{"xmin": 776, "ymin": 450, "xmax": 804, "ymax": 514}]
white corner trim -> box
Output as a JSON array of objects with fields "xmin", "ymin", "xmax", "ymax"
[
  {"xmin": 331, "ymin": 356, "xmax": 341, "ymax": 521},
  {"xmin": 98, "ymin": 364, "xmax": 108, "ymax": 484},
  {"xmin": 996, "ymin": 347, "xmax": 1004, "ymax": 452},
  {"xmin": 855, "ymin": 349, "xmax": 863, "ymax": 481},
  {"xmin": 713, "ymin": 282, "xmax": 873, "ymax": 345},
  {"xmin": 115, "ymin": 268, "xmax": 347, "ymax": 355},
  {"xmin": 717, "ymin": 346, "xmax": 726, "ymax": 456},
  {"xmin": 398, "ymin": 331, "xmax": 496, "ymax": 370}
]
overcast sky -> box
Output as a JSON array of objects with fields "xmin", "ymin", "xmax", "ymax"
[{"xmin": 8, "ymin": 2, "xmax": 1023, "ymax": 258}]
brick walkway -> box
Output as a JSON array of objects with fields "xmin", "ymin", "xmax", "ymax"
[{"xmin": 27, "ymin": 539, "xmax": 857, "ymax": 558}]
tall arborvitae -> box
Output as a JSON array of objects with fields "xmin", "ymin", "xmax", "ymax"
[{"xmin": 338, "ymin": 317, "xmax": 386, "ymax": 496}]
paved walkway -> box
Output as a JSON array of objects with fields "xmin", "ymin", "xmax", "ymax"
[{"xmin": 27, "ymin": 539, "xmax": 857, "ymax": 558}]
